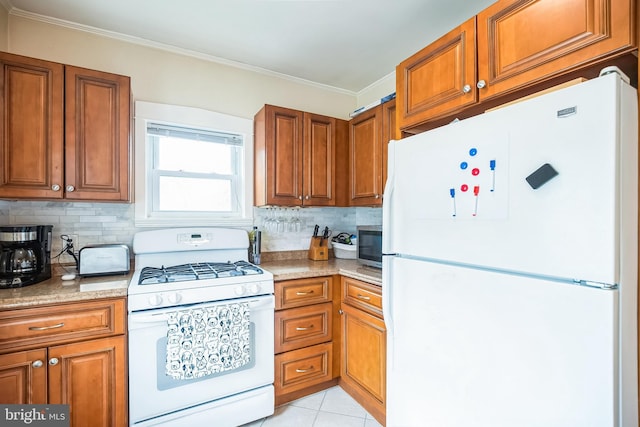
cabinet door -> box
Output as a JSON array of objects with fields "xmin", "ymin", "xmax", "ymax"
[
  {"xmin": 349, "ymin": 106, "xmax": 384, "ymax": 206},
  {"xmin": 340, "ymin": 303, "xmax": 386, "ymax": 418},
  {"xmin": 477, "ymin": 0, "xmax": 636, "ymax": 99},
  {"xmin": 256, "ymin": 105, "xmax": 303, "ymax": 206},
  {"xmin": 48, "ymin": 335, "xmax": 127, "ymax": 427},
  {"xmin": 64, "ymin": 66, "xmax": 131, "ymax": 201},
  {"xmin": 303, "ymin": 112, "xmax": 336, "ymax": 206},
  {"xmin": 0, "ymin": 349, "xmax": 47, "ymax": 404},
  {"xmin": 0, "ymin": 52, "xmax": 64, "ymax": 199},
  {"xmin": 381, "ymin": 99, "xmax": 396, "ymax": 194},
  {"xmin": 396, "ymin": 17, "xmax": 477, "ymax": 131}
]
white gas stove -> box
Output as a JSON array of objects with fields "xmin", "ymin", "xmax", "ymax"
[{"xmin": 127, "ymin": 227, "xmax": 275, "ymax": 427}]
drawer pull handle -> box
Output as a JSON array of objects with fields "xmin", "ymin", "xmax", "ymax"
[
  {"xmin": 295, "ymin": 366, "xmax": 314, "ymax": 373},
  {"xmin": 29, "ymin": 323, "xmax": 64, "ymax": 331},
  {"xmin": 295, "ymin": 290, "xmax": 314, "ymax": 296},
  {"xmin": 356, "ymin": 295, "xmax": 371, "ymax": 301},
  {"xmin": 296, "ymin": 325, "xmax": 314, "ymax": 331}
]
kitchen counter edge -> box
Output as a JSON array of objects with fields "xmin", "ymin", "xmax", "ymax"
[
  {"xmin": 0, "ymin": 272, "xmax": 131, "ymax": 310},
  {"xmin": 261, "ymin": 258, "xmax": 382, "ymax": 286}
]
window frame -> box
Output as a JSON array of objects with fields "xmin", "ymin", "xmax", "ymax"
[{"xmin": 134, "ymin": 101, "xmax": 254, "ymax": 227}]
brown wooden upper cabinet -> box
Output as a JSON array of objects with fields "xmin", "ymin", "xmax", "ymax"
[
  {"xmin": 0, "ymin": 52, "xmax": 132, "ymax": 201},
  {"xmin": 396, "ymin": 0, "xmax": 636, "ymax": 132},
  {"xmin": 254, "ymin": 105, "xmax": 348, "ymax": 207},
  {"xmin": 349, "ymin": 99, "xmax": 395, "ymax": 206}
]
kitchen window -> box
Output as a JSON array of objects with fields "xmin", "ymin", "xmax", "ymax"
[{"xmin": 134, "ymin": 101, "xmax": 254, "ymax": 227}]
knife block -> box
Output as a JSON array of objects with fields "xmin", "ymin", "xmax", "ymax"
[{"xmin": 308, "ymin": 237, "xmax": 329, "ymax": 261}]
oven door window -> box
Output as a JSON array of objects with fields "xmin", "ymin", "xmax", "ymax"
[{"xmin": 156, "ymin": 323, "xmax": 256, "ymax": 391}]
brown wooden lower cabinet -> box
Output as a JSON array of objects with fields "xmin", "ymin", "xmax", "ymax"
[
  {"xmin": 0, "ymin": 298, "xmax": 128, "ymax": 427},
  {"xmin": 274, "ymin": 276, "xmax": 340, "ymax": 406},
  {"xmin": 340, "ymin": 276, "xmax": 386, "ymax": 425}
]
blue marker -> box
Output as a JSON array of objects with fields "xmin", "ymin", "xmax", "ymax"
[
  {"xmin": 489, "ymin": 160, "xmax": 496, "ymax": 192},
  {"xmin": 450, "ymin": 188, "xmax": 456, "ymax": 217}
]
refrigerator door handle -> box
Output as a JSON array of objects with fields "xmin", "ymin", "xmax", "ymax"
[
  {"xmin": 382, "ymin": 140, "xmax": 396, "ymax": 254},
  {"xmin": 382, "ymin": 255, "xmax": 394, "ymax": 368}
]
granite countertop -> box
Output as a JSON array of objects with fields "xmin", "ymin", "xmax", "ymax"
[
  {"xmin": 0, "ymin": 267, "xmax": 131, "ymax": 310},
  {"xmin": 1, "ymin": 257, "xmax": 381, "ymax": 311},
  {"xmin": 260, "ymin": 258, "xmax": 382, "ymax": 286}
]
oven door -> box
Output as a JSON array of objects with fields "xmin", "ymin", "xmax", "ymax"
[{"xmin": 128, "ymin": 294, "xmax": 274, "ymax": 424}]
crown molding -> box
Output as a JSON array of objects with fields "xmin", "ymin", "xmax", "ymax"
[{"xmin": 8, "ymin": 7, "xmax": 358, "ymax": 96}]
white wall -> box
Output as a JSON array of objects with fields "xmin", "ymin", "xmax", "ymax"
[
  {"xmin": 6, "ymin": 14, "xmax": 357, "ymax": 120},
  {"xmin": 356, "ymin": 72, "xmax": 396, "ymax": 110}
]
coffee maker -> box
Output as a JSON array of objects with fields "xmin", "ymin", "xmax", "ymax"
[{"xmin": 0, "ymin": 225, "xmax": 53, "ymax": 288}]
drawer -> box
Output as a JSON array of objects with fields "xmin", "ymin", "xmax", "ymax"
[
  {"xmin": 342, "ymin": 277, "xmax": 382, "ymax": 317},
  {"xmin": 275, "ymin": 302, "xmax": 332, "ymax": 354},
  {"xmin": 0, "ymin": 298, "xmax": 126, "ymax": 353},
  {"xmin": 275, "ymin": 276, "xmax": 333, "ymax": 310},
  {"xmin": 275, "ymin": 342, "xmax": 333, "ymax": 396}
]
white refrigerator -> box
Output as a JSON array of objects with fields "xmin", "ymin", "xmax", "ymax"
[{"xmin": 382, "ymin": 71, "xmax": 638, "ymax": 427}]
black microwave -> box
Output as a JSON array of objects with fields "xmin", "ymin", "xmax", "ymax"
[{"xmin": 356, "ymin": 225, "xmax": 382, "ymax": 268}]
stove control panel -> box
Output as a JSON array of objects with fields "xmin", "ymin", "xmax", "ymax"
[{"xmin": 128, "ymin": 278, "xmax": 274, "ymax": 312}]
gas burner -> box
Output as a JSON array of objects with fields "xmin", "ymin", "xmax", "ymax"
[{"xmin": 138, "ymin": 261, "xmax": 263, "ymax": 285}]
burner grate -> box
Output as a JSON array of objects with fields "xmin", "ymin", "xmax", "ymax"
[{"xmin": 138, "ymin": 261, "xmax": 263, "ymax": 285}]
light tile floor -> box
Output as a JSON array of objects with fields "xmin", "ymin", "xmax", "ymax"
[{"xmin": 241, "ymin": 386, "xmax": 383, "ymax": 427}]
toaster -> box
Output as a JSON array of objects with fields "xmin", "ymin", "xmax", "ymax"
[{"xmin": 78, "ymin": 244, "xmax": 130, "ymax": 277}]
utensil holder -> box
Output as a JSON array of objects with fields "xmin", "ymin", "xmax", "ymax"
[{"xmin": 308, "ymin": 237, "xmax": 328, "ymax": 261}]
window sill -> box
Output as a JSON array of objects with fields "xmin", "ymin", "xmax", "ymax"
[{"xmin": 135, "ymin": 216, "xmax": 254, "ymax": 228}]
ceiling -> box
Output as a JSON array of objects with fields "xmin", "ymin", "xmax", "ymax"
[{"xmin": 2, "ymin": 0, "xmax": 496, "ymax": 94}]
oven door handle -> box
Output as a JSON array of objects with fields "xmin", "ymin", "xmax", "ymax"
[{"xmin": 130, "ymin": 313, "xmax": 169, "ymax": 325}]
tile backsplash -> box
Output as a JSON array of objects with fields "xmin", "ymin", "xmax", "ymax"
[{"xmin": 0, "ymin": 201, "xmax": 381, "ymax": 263}]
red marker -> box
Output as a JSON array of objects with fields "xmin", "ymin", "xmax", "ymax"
[{"xmin": 473, "ymin": 186, "xmax": 480, "ymax": 216}]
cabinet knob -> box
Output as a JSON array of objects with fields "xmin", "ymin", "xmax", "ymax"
[
  {"xmin": 51, "ymin": 184, "xmax": 61, "ymax": 191},
  {"xmin": 338, "ymin": 309, "xmax": 344, "ymax": 315},
  {"xmin": 462, "ymin": 84, "xmax": 472, "ymax": 94},
  {"xmin": 32, "ymin": 360, "xmax": 44, "ymax": 368},
  {"xmin": 298, "ymin": 196, "xmax": 303, "ymax": 200},
  {"xmin": 66, "ymin": 185, "xmax": 75, "ymax": 192},
  {"xmin": 375, "ymin": 194, "xmax": 380, "ymax": 199},
  {"xmin": 477, "ymin": 80, "xmax": 487, "ymax": 89},
  {"xmin": 305, "ymin": 195, "xmax": 310, "ymax": 200},
  {"xmin": 48, "ymin": 358, "xmax": 59, "ymax": 366}
]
